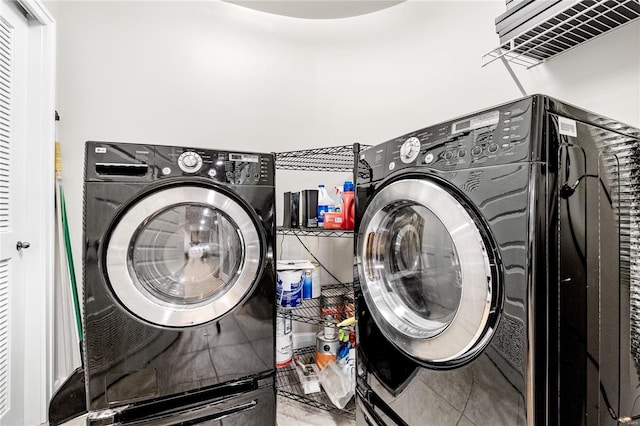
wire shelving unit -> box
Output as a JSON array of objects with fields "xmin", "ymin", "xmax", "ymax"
[{"xmin": 276, "ymin": 346, "xmax": 356, "ymax": 419}]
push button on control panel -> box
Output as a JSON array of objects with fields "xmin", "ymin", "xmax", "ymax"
[
  {"xmin": 471, "ymin": 146, "xmax": 483, "ymax": 156},
  {"xmin": 488, "ymin": 143, "xmax": 499, "ymax": 153},
  {"xmin": 424, "ymin": 153, "xmax": 434, "ymax": 164}
]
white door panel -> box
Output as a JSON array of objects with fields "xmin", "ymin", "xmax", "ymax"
[{"xmin": 0, "ymin": 1, "xmax": 28, "ymax": 424}]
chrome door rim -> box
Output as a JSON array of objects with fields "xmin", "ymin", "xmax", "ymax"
[
  {"xmin": 358, "ymin": 178, "xmax": 494, "ymax": 363},
  {"xmin": 106, "ymin": 185, "xmax": 262, "ymax": 327}
]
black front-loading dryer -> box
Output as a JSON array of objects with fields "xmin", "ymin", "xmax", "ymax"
[
  {"xmin": 354, "ymin": 95, "xmax": 640, "ymax": 425},
  {"xmin": 83, "ymin": 141, "xmax": 276, "ymax": 425}
]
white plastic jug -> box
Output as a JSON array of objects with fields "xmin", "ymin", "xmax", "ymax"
[{"xmin": 317, "ymin": 184, "xmax": 335, "ymax": 225}]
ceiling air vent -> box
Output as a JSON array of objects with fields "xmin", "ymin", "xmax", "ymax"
[{"xmin": 483, "ymin": 0, "xmax": 640, "ymax": 68}]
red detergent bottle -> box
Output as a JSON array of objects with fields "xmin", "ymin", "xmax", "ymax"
[{"xmin": 341, "ymin": 180, "xmax": 354, "ymax": 230}]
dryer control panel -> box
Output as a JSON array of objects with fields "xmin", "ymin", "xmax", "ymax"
[
  {"xmin": 382, "ymin": 97, "xmax": 535, "ymax": 176},
  {"xmin": 154, "ymin": 146, "xmax": 274, "ymax": 186}
]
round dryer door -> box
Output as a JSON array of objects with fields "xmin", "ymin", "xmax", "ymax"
[
  {"xmin": 358, "ymin": 178, "xmax": 500, "ymax": 365},
  {"xmin": 103, "ymin": 183, "xmax": 264, "ymax": 328}
]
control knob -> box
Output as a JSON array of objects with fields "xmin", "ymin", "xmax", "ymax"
[
  {"xmin": 399, "ymin": 137, "xmax": 421, "ymax": 164},
  {"xmin": 471, "ymin": 146, "xmax": 483, "ymax": 156},
  {"xmin": 178, "ymin": 151, "xmax": 203, "ymax": 173}
]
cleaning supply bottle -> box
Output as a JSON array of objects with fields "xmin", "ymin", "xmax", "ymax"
[
  {"xmin": 317, "ymin": 184, "xmax": 335, "ymax": 226},
  {"xmin": 341, "ymin": 180, "xmax": 355, "ymax": 230},
  {"xmin": 334, "ymin": 185, "xmax": 343, "ymax": 212}
]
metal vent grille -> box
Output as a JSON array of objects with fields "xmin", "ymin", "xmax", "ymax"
[
  {"xmin": 86, "ymin": 306, "xmax": 161, "ymax": 372},
  {"xmin": 593, "ymin": 130, "xmax": 640, "ymax": 380},
  {"xmin": 0, "ymin": 261, "xmax": 10, "ymax": 418},
  {"xmin": 483, "ymin": 0, "xmax": 640, "ymax": 68},
  {"xmin": 0, "ymin": 19, "xmax": 11, "ymax": 231},
  {"xmin": 492, "ymin": 314, "xmax": 525, "ymax": 372}
]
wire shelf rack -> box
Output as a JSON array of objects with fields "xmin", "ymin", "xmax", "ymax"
[
  {"xmin": 275, "ymin": 143, "xmax": 359, "ymax": 417},
  {"xmin": 278, "ymin": 283, "xmax": 355, "ymax": 326},
  {"xmin": 275, "ymin": 145, "xmax": 369, "ymax": 172},
  {"xmin": 277, "ymin": 226, "xmax": 354, "ymax": 238},
  {"xmin": 276, "ymin": 346, "xmax": 356, "ymax": 418},
  {"xmin": 483, "ymin": 0, "xmax": 640, "ymax": 68}
]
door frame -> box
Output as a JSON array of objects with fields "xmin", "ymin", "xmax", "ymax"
[{"xmin": 16, "ymin": 0, "xmax": 55, "ymax": 424}]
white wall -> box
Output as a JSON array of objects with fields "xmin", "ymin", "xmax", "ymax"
[{"xmin": 48, "ymin": 0, "xmax": 639, "ymax": 363}]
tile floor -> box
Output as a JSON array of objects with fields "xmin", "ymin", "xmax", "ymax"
[
  {"xmin": 275, "ymin": 396, "xmax": 354, "ymax": 426},
  {"xmin": 59, "ymin": 395, "xmax": 354, "ymax": 425}
]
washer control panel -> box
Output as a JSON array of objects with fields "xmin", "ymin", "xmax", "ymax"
[
  {"xmin": 383, "ymin": 97, "xmax": 534, "ymax": 176},
  {"xmin": 155, "ymin": 146, "xmax": 274, "ymax": 185}
]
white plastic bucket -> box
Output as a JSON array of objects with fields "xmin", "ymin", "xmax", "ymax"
[{"xmin": 276, "ymin": 269, "xmax": 303, "ymax": 308}]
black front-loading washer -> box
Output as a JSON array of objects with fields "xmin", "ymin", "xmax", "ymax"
[
  {"xmin": 354, "ymin": 95, "xmax": 640, "ymax": 425},
  {"xmin": 83, "ymin": 141, "xmax": 276, "ymax": 425}
]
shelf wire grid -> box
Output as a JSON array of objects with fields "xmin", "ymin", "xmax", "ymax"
[
  {"xmin": 278, "ymin": 283, "xmax": 355, "ymax": 326},
  {"xmin": 277, "ymin": 226, "xmax": 354, "ymax": 238},
  {"xmin": 275, "ymin": 145, "xmax": 369, "ymax": 172},
  {"xmin": 483, "ymin": 0, "xmax": 640, "ymax": 68},
  {"xmin": 276, "ymin": 346, "xmax": 356, "ymax": 418}
]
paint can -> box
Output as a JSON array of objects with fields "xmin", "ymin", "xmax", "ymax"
[
  {"xmin": 323, "ymin": 314, "xmax": 337, "ymax": 340},
  {"xmin": 276, "ymin": 309, "xmax": 293, "ymax": 368},
  {"xmin": 315, "ymin": 330, "xmax": 339, "ymax": 371},
  {"xmin": 276, "ymin": 269, "xmax": 303, "ymax": 308}
]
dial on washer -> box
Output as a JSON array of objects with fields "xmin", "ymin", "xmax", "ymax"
[
  {"xmin": 178, "ymin": 151, "xmax": 203, "ymax": 173},
  {"xmin": 399, "ymin": 137, "xmax": 421, "ymax": 164}
]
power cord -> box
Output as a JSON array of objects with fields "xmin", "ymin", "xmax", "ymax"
[
  {"xmin": 587, "ymin": 351, "xmax": 640, "ymax": 423},
  {"xmin": 293, "ymin": 233, "xmax": 345, "ymax": 285}
]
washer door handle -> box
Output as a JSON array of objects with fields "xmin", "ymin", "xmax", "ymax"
[{"xmin": 16, "ymin": 241, "xmax": 30, "ymax": 251}]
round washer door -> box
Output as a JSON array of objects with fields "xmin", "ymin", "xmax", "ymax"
[
  {"xmin": 103, "ymin": 183, "xmax": 264, "ymax": 328},
  {"xmin": 358, "ymin": 178, "xmax": 500, "ymax": 365}
]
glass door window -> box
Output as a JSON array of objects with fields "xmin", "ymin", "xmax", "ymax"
[
  {"xmin": 358, "ymin": 178, "xmax": 499, "ymax": 364},
  {"xmin": 130, "ymin": 205, "xmax": 242, "ymax": 305},
  {"xmin": 105, "ymin": 185, "xmax": 263, "ymax": 328}
]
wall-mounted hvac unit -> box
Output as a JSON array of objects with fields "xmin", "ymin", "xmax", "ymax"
[{"xmin": 483, "ymin": 0, "xmax": 640, "ymax": 68}]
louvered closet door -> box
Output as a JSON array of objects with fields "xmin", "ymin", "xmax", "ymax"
[{"xmin": 0, "ymin": 1, "xmax": 28, "ymax": 424}]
